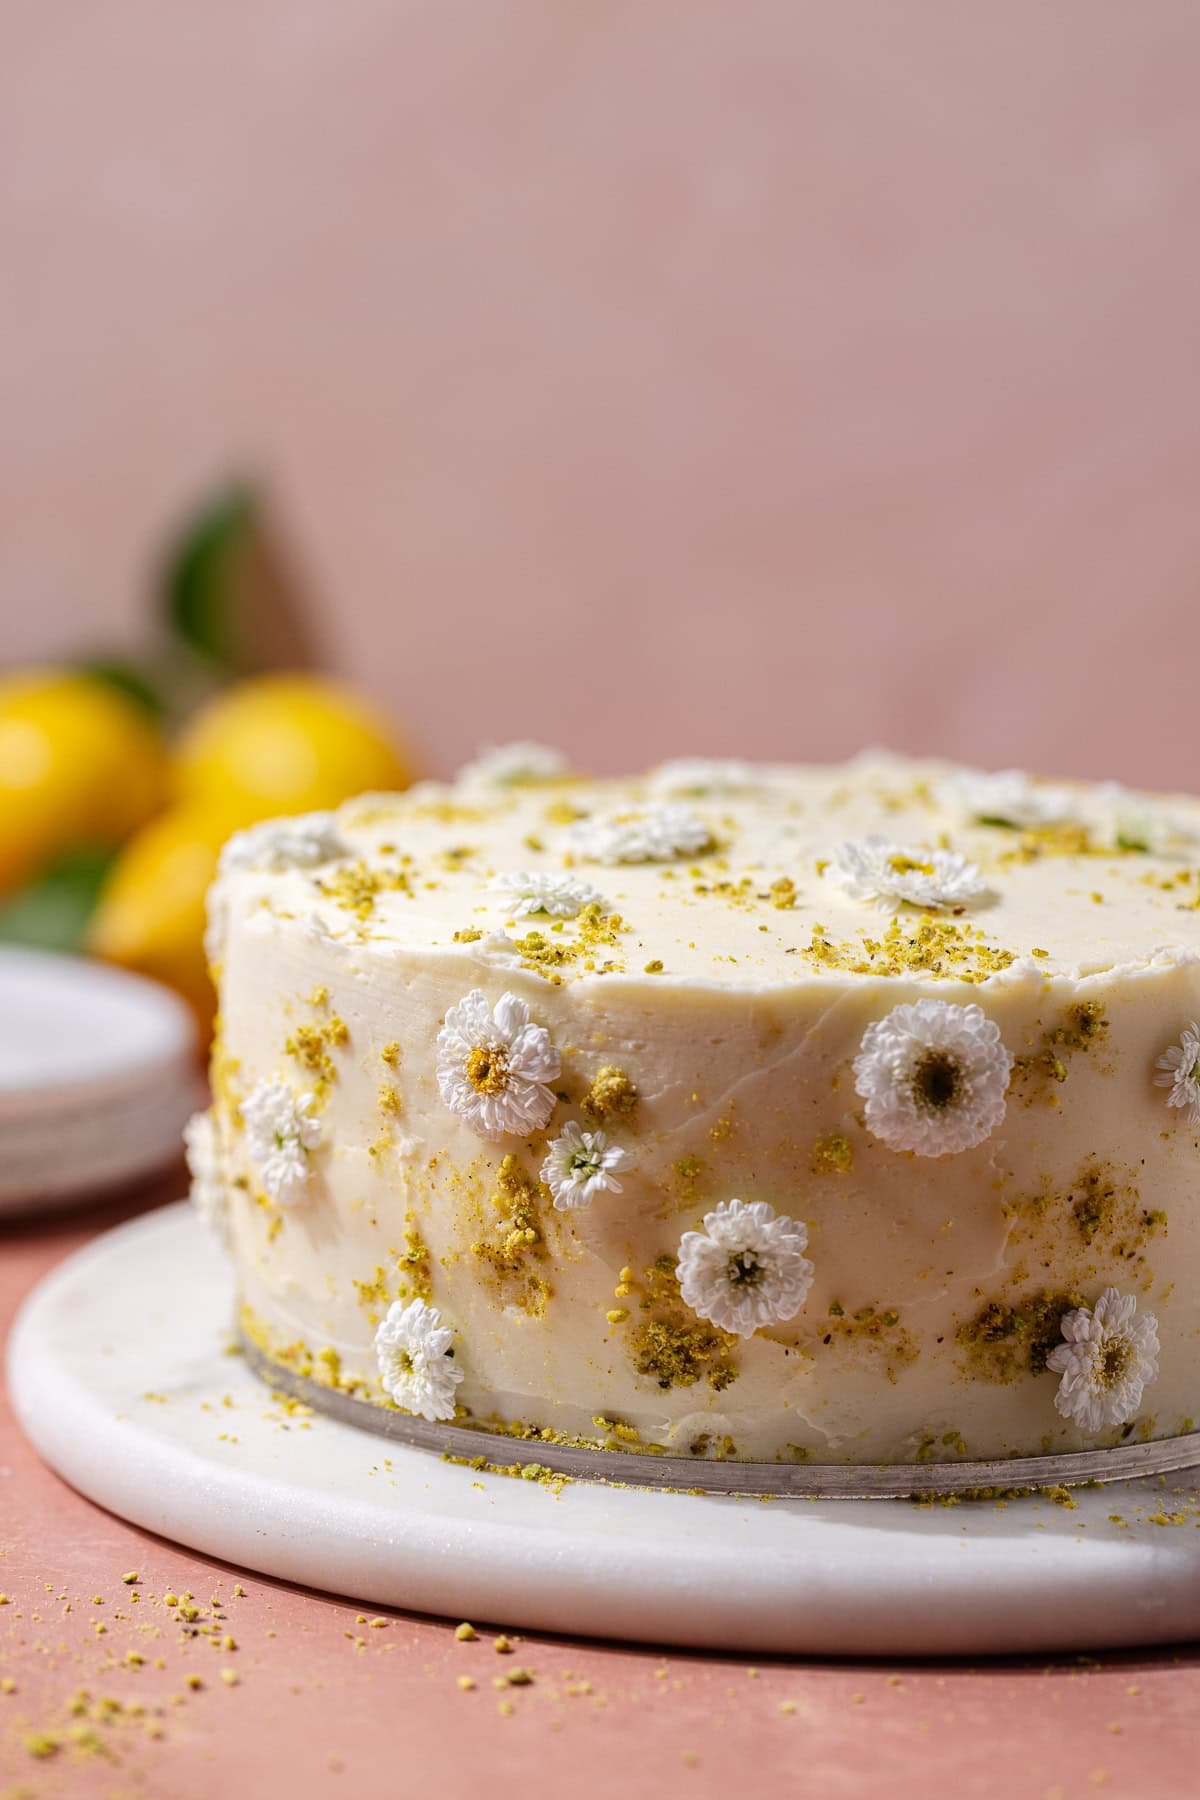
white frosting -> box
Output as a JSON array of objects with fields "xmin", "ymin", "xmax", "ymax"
[{"xmin": 210, "ymin": 752, "xmax": 1200, "ymax": 1463}]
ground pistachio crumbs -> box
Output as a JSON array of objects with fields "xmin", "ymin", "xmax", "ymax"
[
  {"xmin": 800, "ymin": 916, "xmax": 1015, "ymax": 983},
  {"xmin": 397, "ymin": 1223, "xmax": 433, "ymax": 1301},
  {"xmin": 956, "ymin": 1288, "xmax": 1087, "ymax": 1384},
  {"xmin": 1012, "ymin": 1002, "xmax": 1109, "ymax": 1101},
  {"xmin": 470, "ymin": 1155, "xmax": 552, "ymax": 1316},
  {"xmin": 1000, "ymin": 1157, "xmax": 1166, "ymax": 1266},
  {"xmin": 818, "ymin": 1304, "xmax": 917, "ymax": 1383},
  {"xmin": 507, "ymin": 905, "xmax": 626, "ymax": 982},
  {"xmin": 284, "ymin": 1014, "xmax": 349, "ymax": 1087},
  {"xmin": 580, "ymin": 1064, "xmax": 639, "ymax": 1123},
  {"xmin": 620, "ymin": 1253, "xmax": 739, "ymax": 1392},
  {"xmin": 810, "ymin": 1133, "xmax": 854, "ymax": 1175},
  {"xmin": 381, "ymin": 1040, "xmax": 401, "ymax": 1067},
  {"xmin": 316, "ymin": 859, "xmax": 413, "ymax": 917}
]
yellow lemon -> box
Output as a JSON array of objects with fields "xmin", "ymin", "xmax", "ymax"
[
  {"xmin": 173, "ymin": 673, "xmax": 412, "ymax": 822},
  {"xmin": 87, "ymin": 803, "xmax": 240, "ymax": 1040},
  {"xmin": 0, "ymin": 670, "xmax": 168, "ymax": 893}
]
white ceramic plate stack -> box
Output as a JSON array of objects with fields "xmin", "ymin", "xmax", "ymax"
[{"xmin": 0, "ymin": 945, "xmax": 201, "ymax": 1214}]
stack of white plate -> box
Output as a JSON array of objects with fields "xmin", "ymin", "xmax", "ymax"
[{"xmin": 0, "ymin": 946, "xmax": 201, "ymax": 1215}]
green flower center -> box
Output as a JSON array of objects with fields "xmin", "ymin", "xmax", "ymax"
[
  {"xmin": 727, "ymin": 1250, "xmax": 764, "ymax": 1290},
  {"xmin": 912, "ymin": 1050, "xmax": 962, "ymax": 1114}
]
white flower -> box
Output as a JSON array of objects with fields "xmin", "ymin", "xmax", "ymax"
[
  {"xmin": 540, "ymin": 1122, "xmax": 634, "ymax": 1210},
  {"xmin": 488, "ymin": 870, "xmax": 607, "ymax": 919},
  {"xmin": 824, "ymin": 836, "xmax": 986, "ymax": 913},
  {"xmin": 676, "ymin": 1198, "xmax": 814, "ymax": 1337},
  {"xmin": 184, "ymin": 1109, "xmax": 229, "ymax": 1246},
  {"xmin": 1090, "ymin": 782, "xmax": 1197, "ymax": 855},
  {"xmin": 374, "ymin": 1298, "xmax": 464, "ymax": 1422},
  {"xmin": 241, "ymin": 1078, "xmax": 323, "ymax": 1206},
  {"xmin": 456, "ymin": 741, "xmax": 569, "ymax": 788},
  {"xmin": 566, "ymin": 803, "xmax": 713, "ymax": 865},
  {"xmin": 647, "ymin": 758, "xmax": 762, "ymax": 798},
  {"xmin": 1045, "ymin": 1288, "xmax": 1160, "ymax": 1432},
  {"xmin": 435, "ymin": 988, "xmax": 560, "ymax": 1141},
  {"xmin": 218, "ymin": 812, "xmax": 349, "ymax": 874},
  {"xmin": 1154, "ymin": 1022, "xmax": 1200, "ymax": 1126},
  {"xmin": 938, "ymin": 767, "xmax": 1079, "ymax": 831},
  {"xmin": 853, "ymin": 999, "xmax": 1012, "ymax": 1157}
]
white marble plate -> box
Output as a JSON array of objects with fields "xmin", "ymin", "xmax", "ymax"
[
  {"xmin": 0, "ymin": 947, "xmax": 199, "ymax": 1211},
  {"xmin": 9, "ymin": 1202, "xmax": 1200, "ymax": 1655}
]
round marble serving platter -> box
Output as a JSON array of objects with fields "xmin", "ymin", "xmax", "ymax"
[
  {"xmin": 0, "ymin": 947, "xmax": 200, "ymax": 1213},
  {"xmin": 11, "ymin": 1203, "xmax": 1200, "ymax": 1656}
]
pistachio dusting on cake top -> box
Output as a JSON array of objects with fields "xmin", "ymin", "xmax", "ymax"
[
  {"xmin": 196, "ymin": 749, "xmax": 1200, "ymax": 1469},
  {"xmin": 211, "ymin": 749, "xmax": 1200, "ymax": 990}
]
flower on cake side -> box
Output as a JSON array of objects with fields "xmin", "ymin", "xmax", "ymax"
[
  {"xmin": 541, "ymin": 1121, "xmax": 634, "ymax": 1211},
  {"xmin": 456, "ymin": 741, "xmax": 569, "ymax": 788},
  {"xmin": 242, "ymin": 1079, "xmax": 323, "ymax": 1206},
  {"xmin": 676, "ymin": 1198, "xmax": 814, "ymax": 1337},
  {"xmin": 853, "ymin": 999, "xmax": 1012, "ymax": 1157},
  {"xmin": 1089, "ymin": 783, "xmax": 1198, "ymax": 855},
  {"xmin": 937, "ymin": 766, "xmax": 1078, "ymax": 831},
  {"xmin": 436, "ymin": 988, "xmax": 560, "ymax": 1141},
  {"xmin": 566, "ymin": 803, "xmax": 713, "ymax": 865},
  {"xmin": 218, "ymin": 812, "xmax": 350, "ymax": 873},
  {"xmin": 1045, "ymin": 1288, "xmax": 1160, "ymax": 1432},
  {"xmin": 646, "ymin": 758, "xmax": 763, "ymax": 797},
  {"xmin": 374, "ymin": 1297, "xmax": 464, "ymax": 1422},
  {"xmin": 1154, "ymin": 1022, "xmax": 1200, "ymax": 1126},
  {"xmin": 488, "ymin": 870, "xmax": 607, "ymax": 920},
  {"xmin": 184, "ymin": 1109, "xmax": 229, "ymax": 1246},
  {"xmin": 824, "ymin": 837, "xmax": 986, "ymax": 913}
]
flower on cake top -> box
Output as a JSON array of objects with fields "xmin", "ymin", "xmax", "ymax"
[
  {"xmin": 1154, "ymin": 1022, "xmax": 1200, "ymax": 1127},
  {"xmin": 540, "ymin": 1122, "xmax": 634, "ymax": 1211},
  {"xmin": 218, "ymin": 811, "xmax": 349, "ymax": 874},
  {"xmin": 184, "ymin": 1109, "xmax": 229, "ymax": 1247},
  {"xmin": 853, "ymin": 999, "xmax": 1012, "ymax": 1157},
  {"xmin": 566, "ymin": 803, "xmax": 713, "ymax": 865},
  {"xmin": 374, "ymin": 1297, "xmax": 464, "ymax": 1422},
  {"xmin": 488, "ymin": 870, "xmax": 607, "ymax": 920},
  {"xmin": 456, "ymin": 741, "xmax": 570, "ymax": 788},
  {"xmin": 646, "ymin": 758, "xmax": 762, "ymax": 798},
  {"xmin": 241, "ymin": 1078, "xmax": 323, "ymax": 1206},
  {"xmin": 937, "ymin": 766, "xmax": 1078, "ymax": 831},
  {"xmin": 1045, "ymin": 1288, "xmax": 1160, "ymax": 1432},
  {"xmin": 436, "ymin": 988, "xmax": 560, "ymax": 1141},
  {"xmin": 824, "ymin": 837, "xmax": 986, "ymax": 913},
  {"xmin": 676, "ymin": 1198, "xmax": 814, "ymax": 1337},
  {"xmin": 1090, "ymin": 782, "xmax": 1197, "ymax": 855}
]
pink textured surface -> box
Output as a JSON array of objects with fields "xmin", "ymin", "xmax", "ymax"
[
  {"xmin": 1, "ymin": 1182, "xmax": 1199, "ymax": 1797},
  {"xmin": 3, "ymin": 4, "xmax": 1200, "ymax": 786}
]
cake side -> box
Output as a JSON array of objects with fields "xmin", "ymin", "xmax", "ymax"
[{"xmin": 195, "ymin": 752, "xmax": 1200, "ymax": 1465}]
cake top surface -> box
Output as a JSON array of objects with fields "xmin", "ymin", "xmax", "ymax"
[{"xmin": 214, "ymin": 750, "xmax": 1200, "ymax": 992}]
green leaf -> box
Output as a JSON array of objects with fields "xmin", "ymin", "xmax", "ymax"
[
  {"xmin": 161, "ymin": 482, "xmax": 257, "ymax": 667},
  {"xmin": 0, "ymin": 847, "xmax": 116, "ymax": 953},
  {"xmin": 72, "ymin": 656, "xmax": 168, "ymax": 720}
]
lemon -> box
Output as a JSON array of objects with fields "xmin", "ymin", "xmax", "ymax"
[
  {"xmin": 173, "ymin": 673, "xmax": 412, "ymax": 822},
  {"xmin": 87, "ymin": 803, "xmax": 239, "ymax": 1038},
  {"xmin": 0, "ymin": 670, "xmax": 168, "ymax": 893}
]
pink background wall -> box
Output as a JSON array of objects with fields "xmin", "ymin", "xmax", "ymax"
[{"xmin": 2, "ymin": 2, "xmax": 1198, "ymax": 785}]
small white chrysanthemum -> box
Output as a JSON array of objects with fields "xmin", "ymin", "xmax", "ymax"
[
  {"xmin": 184, "ymin": 1109, "xmax": 229, "ymax": 1246},
  {"xmin": 374, "ymin": 1297, "xmax": 464, "ymax": 1422},
  {"xmin": 540, "ymin": 1121, "xmax": 634, "ymax": 1210},
  {"xmin": 488, "ymin": 870, "xmax": 607, "ymax": 920},
  {"xmin": 938, "ymin": 767, "xmax": 1078, "ymax": 831},
  {"xmin": 1090, "ymin": 782, "xmax": 1196, "ymax": 855},
  {"xmin": 647, "ymin": 758, "xmax": 762, "ymax": 797},
  {"xmin": 218, "ymin": 811, "xmax": 349, "ymax": 874},
  {"xmin": 1045, "ymin": 1288, "xmax": 1160, "ymax": 1433},
  {"xmin": 824, "ymin": 836, "xmax": 986, "ymax": 913},
  {"xmin": 436, "ymin": 988, "xmax": 560, "ymax": 1141},
  {"xmin": 241, "ymin": 1078, "xmax": 323, "ymax": 1206},
  {"xmin": 853, "ymin": 999, "xmax": 1012, "ymax": 1157},
  {"xmin": 1154, "ymin": 1021, "xmax": 1200, "ymax": 1126},
  {"xmin": 676, "ymin": 1198, "xmax": 814, "ymax": 1337},
  {"xmin": 566, "ymin": 803, "xmax": 713, "ymax": 865},
  {"xmin": 455, "ymin": 741, "xmax": 569, "ymax": 788}
]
